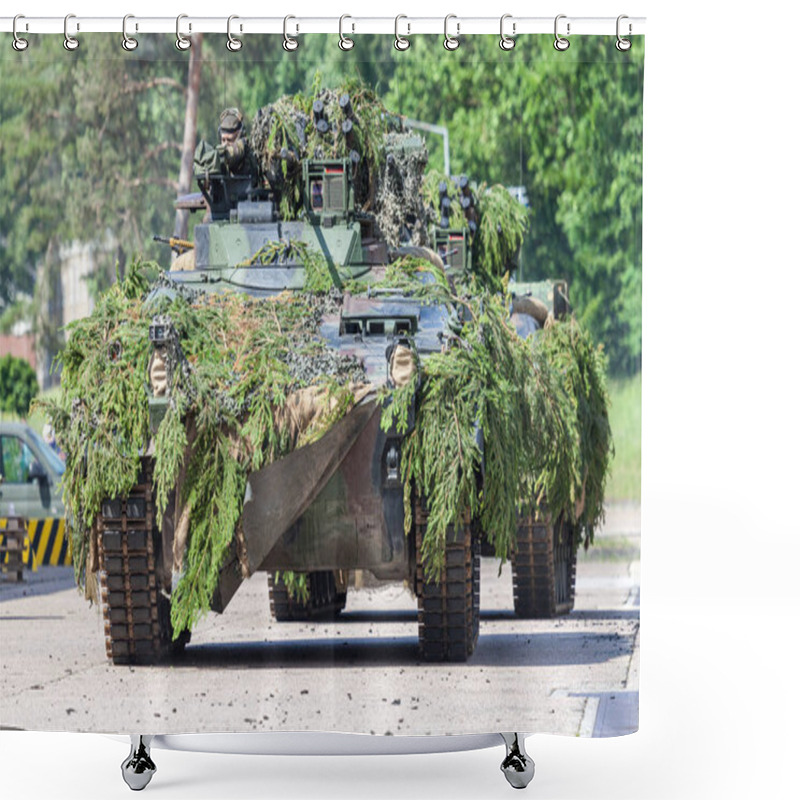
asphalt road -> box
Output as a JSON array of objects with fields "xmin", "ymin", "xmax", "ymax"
[{"xmin": 0, "ymin": 510, "xmax": 639, "ymax": 738}]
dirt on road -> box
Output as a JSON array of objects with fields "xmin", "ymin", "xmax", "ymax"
[{"xmin": 1, "ymin": 512, "xmax": 639, "ymax": 738}]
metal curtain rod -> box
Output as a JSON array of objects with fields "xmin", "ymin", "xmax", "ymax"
[{"xmin": 0, "ymin": 15, "xmax": 646, "ymax": 37}]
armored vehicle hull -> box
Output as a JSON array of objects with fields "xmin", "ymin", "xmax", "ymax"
[
  {"xmin": 97, "ymin": 287, "xmax": 575, "ymax": 665},
  {"xmin": 90, "ymin": 98, "xmax": 592, "ymax": 667}
]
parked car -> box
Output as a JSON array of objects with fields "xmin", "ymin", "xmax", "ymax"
[{"xmin": 0, "ymin": 421, "xmax": 69, "ymax": 568}]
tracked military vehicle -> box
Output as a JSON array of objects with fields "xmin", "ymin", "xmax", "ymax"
[{"xmin": 95, "ymin": 100, "xmax": 579, "ymax": 667}]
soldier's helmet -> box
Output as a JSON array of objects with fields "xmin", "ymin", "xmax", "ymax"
[{"xmin": 219, "ymin": 108, "xmax": 244, "ymax": 136}]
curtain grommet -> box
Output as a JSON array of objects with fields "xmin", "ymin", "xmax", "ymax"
[
  {"xmin": 283, "ymin": 16, "xmax": 299, "ymax": 51},
  {"xmin": 444, "ymin": 14, "xmax": 459, "ymax": 51},
  {"xmin": 394, "ymin": 15, "xmax": 410, "ymax": 51},
  {"xmin": 122, "ymin": 15, "xmax": 138, "ymax": 51},
  {"xmin": 175, "ymin": 14, "xmax": 191, "ymax": 51},
  {"xmin": 616, "ymin": 15, "xmax": 632, "ymax": 51},
  {"xmin": 12, "ymin": 14, "xmax": 29, "ymax": 51},
  {"xmin": 63, "ymin": 14, "xmax": 79, "ymax": 51},
  {"xmin": 554, "ymin": 14, "xmax": 570, "ymax": 51},
  {"xmin": 227, "ymin": 15, "xmax": 243, "ymax": 52},
  {"xmin": 339, "ymin": 15, "xmax": 355, "ymax": 51},
  {"xmin": 499, "ymin": 14, "xmax": 515, "ymax": 50}
]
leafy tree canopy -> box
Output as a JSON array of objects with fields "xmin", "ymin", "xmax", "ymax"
[
  {"xmin": 0, "ymin": 355, "xmax": 38, "ymax": 418},
  {"xmin": 1, "ymin": 34, "xmax": 643, "ymax": 373}
]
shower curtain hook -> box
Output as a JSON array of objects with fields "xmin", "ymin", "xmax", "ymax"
[
  {"xmin": 122, "ymin": 15, "xmax": 138, "ymax": 51},
  {"xmin": 499, "ymin": 14, "xmax": 515, "ymax": 50},
  {"xmin": 339, "ymin": 15, "xmax": 355, "ymax": 51},
  {"xmin": 283, "ymin": 16, "xmax": 299, "ymax": 51},
  {"xmin": 616, "ymin": 15, "xmax": 632, "ymax": 51},
  {"xmin": 554, "ymin": 14, "xmax": 570, "ymax": 51},
  {"xmin": 175, "ymin": 14, "xmax": 191, "ymax": 50},
  {"xmin": 63, "ymin": 14, "xmax": 79, "ymax": 51},
  {"xmin": 12, "ymin": 14, "xmax": 29, "ymax": 51},
  {"xmin": 443, "ymin": 14, "xmax": 459, "ymax": 51},
  {"xmin": 394, "ymin": 15, "xmax": 410, "ymax": 51},
  {"xmin": 227, "ymin": 15, "xmax": 243, "ymax": 51}
]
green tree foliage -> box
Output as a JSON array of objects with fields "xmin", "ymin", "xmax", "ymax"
[
  {"xmin": 0, "ymin": 355, "xmax": 38, "ymax": 418},
  {"xmin": 1, "ymin": 34, "xmax": 642, "ymax": 375},
  {"xmin": 0, "ymin": 35, "xmax": 220, "ymax": 307},
  {"xmin": 0, "ymin": 45, "xmax": 70, "ymax": 307},
  {"xmin": 197, "ymin": 35, "xmax": 643, "ymax": 374},
  {"xmin": 517, "ymin": 41, "xmax": 644, "ymax": 374}
]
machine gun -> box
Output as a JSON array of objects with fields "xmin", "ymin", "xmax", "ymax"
[{"xmin": 153, "ymin": 235, "xmax": 195, "ymax": 255}]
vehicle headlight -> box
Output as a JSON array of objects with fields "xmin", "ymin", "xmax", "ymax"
[
  {"xmin": 388, "ymin": 343, "xmax": 415, "ymax": 388},
  {"xmin": 148, "ymin": 350, "xmax": 168, "ymax": 397}
]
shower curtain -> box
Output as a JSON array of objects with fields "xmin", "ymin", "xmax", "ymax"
[{"xmin": 0, "ymin": 27, "xmax": 643, "ymax": 746}]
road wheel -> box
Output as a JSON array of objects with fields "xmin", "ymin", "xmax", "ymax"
[
  {"xmin": 98, "ymin": 460, "xmax": 190, "ymax": 665},
  {"xmin": 268, "ymin": 570, "xmax": 348, "ymax": 621},
  {"xmin": 414, "ymin": 494, "xmax": 480, "ymax": 662},
  {"xmin": 512, "ymin": 515, "xmax": 577, "ymax": 619}
]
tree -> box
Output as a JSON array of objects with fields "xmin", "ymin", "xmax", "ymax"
[
  {"xmin": 0, "ymin": 34, "xmax": 643, "ymax": 376},
  {"xmin": 263, "ymin": 35, "xmax": 644, "ymax": 374},
  {"xmin": 0, "ymin": 34, "xmax": 208, "ymax": 309},
  {"xmin": 0, "ymin": 42, "xmax": 72, "ymax": 308},
  {"xmin": 517, "ymin": 39, "xmax": 644, "ymax": 374},
  {"xmin": 0, "ymin": 355, "xmax": 39, "ymax": 419},
  {"xmin": 174, "ymin": 34, "xmax": 204, "ymax": 241}
]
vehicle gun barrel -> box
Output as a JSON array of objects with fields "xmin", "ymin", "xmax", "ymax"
[{"xmin": 153, "ymin": 235, "xmax": 195, "ymax": 254}]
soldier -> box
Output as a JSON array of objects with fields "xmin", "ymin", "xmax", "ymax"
[
  {"xmin": 216, "ymin": 107, "xmax": 255, "ymax": 176},
  {"xmin": 194, "ymin": 107, "xmax": 259, "ymax": 179},
  {"xmin": 179, "ymin": 107, "xmax": 260, "ymax": 273}
]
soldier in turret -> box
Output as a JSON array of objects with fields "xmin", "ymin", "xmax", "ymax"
[
  {"xmin": 171, "ymin": 109, "xmax": 260, "ymax": 273},
  {"xmin": 216, "ymin": 107, "xmax": 258, "ymax": 176},
  {"xmin": 194, "ymin": 107, "xmax": 259, "ymax": 179}
]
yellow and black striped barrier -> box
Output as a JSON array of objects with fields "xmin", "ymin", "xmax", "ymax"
[{"xmin": 0, "ymin": 518, "xmax": 72, "ymax": 569}]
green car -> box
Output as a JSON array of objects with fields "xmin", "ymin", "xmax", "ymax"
[{"xmin": 0, "ymin": 421, "xmax": 69, "ymax": 568}]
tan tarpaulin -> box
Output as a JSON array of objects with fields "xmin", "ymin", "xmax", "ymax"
[
  {"xmin": 170, "ymin": 384, "xmax": 377, "ymax": 577},
  {"xmin": 275, "ymin": 382, "xmax": 375, "ymax": 449},
  {"xmin": 239, "ymin": 395, "xmax": 379, "ymax": 579}
]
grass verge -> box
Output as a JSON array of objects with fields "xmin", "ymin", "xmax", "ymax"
[{"xmin": 605, "ymin": 371, "xmax": 641, "ymax": 502}]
